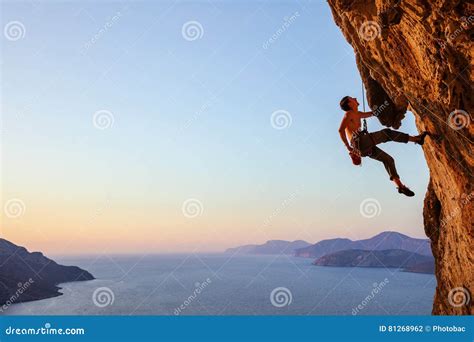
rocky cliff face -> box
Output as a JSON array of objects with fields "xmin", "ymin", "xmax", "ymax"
[
  {"xmin": 0, "ymin": 239, "xmax": 94, "ymax": 309},
  {"xmin": 327, "ymin": 0, "xmax": 473, "ymax": 314}
]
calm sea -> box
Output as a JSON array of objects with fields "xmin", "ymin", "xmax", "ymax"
[{"xmin": 5, "ymin": 254, "xmax": 435, "ymax": 315}]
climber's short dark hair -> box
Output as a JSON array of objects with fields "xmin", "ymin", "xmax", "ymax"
[{"xmin": 340, "ymin": 96, "xmax": 351, "ymax": 111}]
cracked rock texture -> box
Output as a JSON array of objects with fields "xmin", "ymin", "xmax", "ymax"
[{"xmin": 328, "ymin": 0, "xmax": 473, "ymax": 314}]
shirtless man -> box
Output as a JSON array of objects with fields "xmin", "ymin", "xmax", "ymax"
[{"xmin": 338, "ymin": 96, "xmax": 428, "ymax": 197}]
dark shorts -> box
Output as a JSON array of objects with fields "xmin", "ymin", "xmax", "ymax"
[{"xmin": 351, "ymin": 128, "xmax": 409, "ymax": 180}]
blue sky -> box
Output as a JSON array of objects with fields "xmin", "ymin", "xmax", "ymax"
[{"xmin": 1, "ymin": 1, "xmax": 430, "ymax": 254}]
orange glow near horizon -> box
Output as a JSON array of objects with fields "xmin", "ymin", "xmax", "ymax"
[{"xmin": 2, "ymin": 192, "xmax": 428, "ymax": 256}]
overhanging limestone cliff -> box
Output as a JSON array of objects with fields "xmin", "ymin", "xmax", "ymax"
[{"xmin": 327, "ymin": 0, "xmax": 473, "ymax": 314}]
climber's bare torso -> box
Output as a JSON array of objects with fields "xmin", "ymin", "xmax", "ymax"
[
  {"xmin": 339, "ymin": 110, "xmax": 371, "ymax": 144},
  {"xmin": 342, "ymin": 110, "xmax": 363, "ymax": 141}
]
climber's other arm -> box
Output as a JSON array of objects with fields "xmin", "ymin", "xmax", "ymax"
[{"xmin": 338, "ymin": 115, "xmax": 352, "ymax": 152}]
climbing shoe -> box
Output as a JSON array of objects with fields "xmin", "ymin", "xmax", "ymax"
[{"xmin": 398, "ymin": 186, "xmax": 415, "ymax": 197}]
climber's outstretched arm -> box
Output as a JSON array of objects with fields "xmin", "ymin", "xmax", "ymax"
[{"xmin": 359, "ymin": 111, "xmax": 373, "ymax": 118}]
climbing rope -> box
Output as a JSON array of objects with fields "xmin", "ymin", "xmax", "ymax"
[{"xmin": 361, "ymin": 80, "xmax": 368, "ymax": 132}]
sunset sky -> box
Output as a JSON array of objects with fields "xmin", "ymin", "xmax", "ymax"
[{"xmin": 1, "ymin": 1, "xmax": 429, "ymax": 255}]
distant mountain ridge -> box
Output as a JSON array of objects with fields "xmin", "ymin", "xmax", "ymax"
[
  {"xmin": 313, "ymin": 249, "xmax": 434, "ymax": 270},
  {"xmin": 225, "ymin": 240, "xmax": 311, "ymax": 255},
  {"xmin": 0, "ymin": 238, "xmax": 94, "ymax": 307},
  {"xmin": 294, "ymin": 231, "xmax": 432, "ymax": 258}
]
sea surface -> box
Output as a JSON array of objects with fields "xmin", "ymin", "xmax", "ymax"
[{"xmin": 5, "ymin": 254, "xmax": 435, "ymax": 315}]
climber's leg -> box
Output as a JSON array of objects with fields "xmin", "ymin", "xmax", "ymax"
[
  {"xmin": 369, "ymin": 128, "xmax": 409, "ymax": 145},
  {"xmin": 368, "ymin": 146, "xmax": 415, "ymax": 197},
  {"xmin": 393, "ymin": 177, "xmax": 403, "ymax": 188},
  {"xmin": 369, "ymin": 128, "xmax": 429, "ymax": 145},
  {"xmin": 368, "ymin": 147, "xmax": 399, "ymax": 181}
]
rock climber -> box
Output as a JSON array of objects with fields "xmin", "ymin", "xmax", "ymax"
[{"xmin": 338, "ymin": 96, "xmax": 429, "ymax": 197}]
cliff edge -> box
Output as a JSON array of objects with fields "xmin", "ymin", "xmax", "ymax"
[
  {"xmin": 327, "ymin": 0, "xmax": 473, "ymax": 314},
  {"xmin": 0, "ymin": 238, "xmax": 94, "ymax": 309}
]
